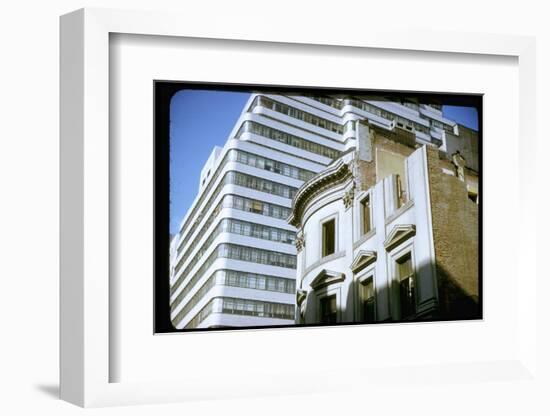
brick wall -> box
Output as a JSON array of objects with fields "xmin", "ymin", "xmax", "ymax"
[
  {"xmin": 426, "ymin": 146, "xmax": 480, "ymax": 319},
  {"xmin": 355, "ymin": 128, "xmax": 417, "ymax": 192}
]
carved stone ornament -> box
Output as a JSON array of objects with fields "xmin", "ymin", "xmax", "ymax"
[
  {"xmin": 295, "ymin": 234, "xmax": 306, "ymax": 252},
  {"xmin": 452, "ymin": 151, "xmax": 466, "ymax": 182},
  {"xmin": 342, "ymin": 187, "xmax": 355, "ymax": 210},
  {"xmin": 350, "ymin": 250, "xmax": 377, "ymax": 273},
  {"xmin": 310, "ymin": 269, "xmax": 346, "ymax": 290},
  {"xmin": 383, "ymin": 224, "xmax": 416, "ymax": 252}
]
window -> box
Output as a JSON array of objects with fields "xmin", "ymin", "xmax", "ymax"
[
  {"xmin": 360, "ymin": 195, "xmax": 372, "ymax": 235},
  {"xmin": 319, "ymin": 295, "xmax": 337, "ymax": 324},
  {"xmin": 227, "ymin": 272, "xmax": 237, "ymax": 286},
  {"xmin": 396, "ymin": 253, "xmax": 416, "ymax": 319},
  {"xmin": 396, "ymin": 174, "xmax": 406, "ymax": 208},
  {"xmin": 257, "ymin": 276, "xmax": 266, "ymax": 289},
  {"xmin": 360, "ymin": 279, "xmax": 375, "ymax": 323},
  {"xmin": 233, "ymin": 221, "xmax": 242, "ymax": 234},
  {"xmin": 216, "ymin": 297, "xmax": 294, "ymax": 321},
  {"xmin": 322, "ymin": 219, "xmax": 336, "ymax": 257},
  {"xmin": 251, "ymin": 200, "xmax": 263, "ymax": 213},
  {"xmin": 256, "ymin": 97, "xmax": 344, "ymax": 134},
  {"xmin": 237, "ymin": 121, "xmax": 342, "ymax": 160},
  {"xmin": 375, "ymin": 148, "xmax": 408, "ymax": 209}
]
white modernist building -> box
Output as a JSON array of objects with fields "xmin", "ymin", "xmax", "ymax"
[{"xmin": 169, "ymin": 92, "xmax": 475, "ymax": 329}]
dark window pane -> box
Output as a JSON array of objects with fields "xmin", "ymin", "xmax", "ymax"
[
  {"xmin": 320, "ymin": 295, "xmax": 337, "ymax": 324},
  {"xmin": 397, "ymin": 254, "xmax": 415, "ymax": 318},
  {"xmin": 364, "ymin": 298, "xmax": 375, "ymax": 323},
  {"xmin": 322, "ymin": 219, "xmax": 336, "ymax": 256},
  {"xmin": 361, "ymin": 196, "xmax": 371, "ymax": 234}
]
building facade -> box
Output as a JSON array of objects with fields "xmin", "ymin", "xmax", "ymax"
[
  {"xmin": 170, "ymin": 93, "xmax": 479, "ymax": 329},
  {"xmin": 288, "ymin": 122, "xmax": 479, "ymax": 324}
]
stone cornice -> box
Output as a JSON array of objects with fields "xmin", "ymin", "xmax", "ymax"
[
  {"xmin": 288, "ymin": 158, "xmax": 353, "ymax": 228},
  {"xmin": 350, "ymin": 250, "xmax": 377, "ymax": 273},
  {"xmin": 384, "ymin": 199, "xmax": 414, "ymax": 225},
  {"xmin": 310, "ymin": 269, "xmax": 346, "ymax": 290},
  {"xmin": 383, "ymin": 224, "xmax": 416, "ymax": 252}
]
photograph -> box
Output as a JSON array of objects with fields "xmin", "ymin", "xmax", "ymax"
[
  {"xmin": 1, "ymin": 0, "xmax": 544, "ymax": 412},
  {"xmin": 154, "ymin": 84, "xmax": 482, "ymax": 332}
]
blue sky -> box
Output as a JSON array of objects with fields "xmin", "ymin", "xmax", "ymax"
[
  {"xmin": 442, "ymin": 105, "xmax": 478, "ymax": 131},
  {"xmin": 169, "ymin": 90, "xmax": 478, "ymax": 234},
  {"xmin": 170, "ymin": 90, "xmax": 251, "ymax": 234}
]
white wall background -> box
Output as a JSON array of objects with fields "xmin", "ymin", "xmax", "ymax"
[{"xmin": 0, "ymin": 0, "xmax": 548, "ymax": 414}]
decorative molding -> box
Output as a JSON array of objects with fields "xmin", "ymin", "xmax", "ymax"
[
  {"xmin": 342, "ymin": 187, "xmax": 355, "ymax": 210},
  {"xmin": 310, "ymin": 269, "xmax": 346, "ymax": 290},
  {"xmin": 299, "ymin": 183, "xmax": 349, "ymax": 231},
  {"xmin": 384, "ymin": 224, "xmax": 416, "ymax": 252},
  {"xmin": 357, "ymin": 272, "xmax": 374, "ymax": 285},
  {"xmin": 295, "ymin": 234, "xmax": 305, "ymax": 252},
  {"xmin": 350, "ymin": 250, "xmax": 377, "ymax": 273},
  {"xmin": 288, "ymin": 157, "xmax": 353, "ymax": 227},
  {"xmin": 296, "ymin": 289, "xmax": 307, "ymax": 307},
  {"xmin": 385, "ymin": 199, "xmax": 414, "ymax": 225},
  {"xmin": 302, "ymin": 250, "xmax": 346, "ymax": 278},
  {"xmin": 353, "ymin": 228, "xmax": 376, "ymax": 250}
]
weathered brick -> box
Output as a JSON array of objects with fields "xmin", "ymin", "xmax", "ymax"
[{"xmin": 426, "ymin": 146, "xmax": 479, "ymax": 319}]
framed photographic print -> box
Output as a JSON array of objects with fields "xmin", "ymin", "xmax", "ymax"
[
  {"xmin": 60, "ymin": 7, "xmax": 538, "ymax": 408},
  {"xmin": 154, "ymin": 83, "xmax": 483, "ymax": 333}
]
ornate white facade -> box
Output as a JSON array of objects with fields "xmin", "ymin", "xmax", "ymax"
[
  {"xmin": 289, "ymin": 124, "xmax": 479, "ymax": 324},
  {"xmin": 289, "ymin": 147, "xmax": 435, "ymax": 323}
]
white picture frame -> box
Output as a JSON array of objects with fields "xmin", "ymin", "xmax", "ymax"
[{"xmin": 60, "ymin": 7, "xmax": 539, "ymax": 408}]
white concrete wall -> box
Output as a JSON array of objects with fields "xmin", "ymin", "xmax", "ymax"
[{"xmin": 199, "ymin": 146, "xmax": 222, "ymax": 192}]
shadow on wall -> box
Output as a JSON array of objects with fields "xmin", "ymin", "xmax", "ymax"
[
  {"xmin": 435, "ymin": 261, "xmax": 480, "ymax": 321},
  {"xmin": 337, "ymin": 260, "xmax": 480, "ymax": 325}
]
